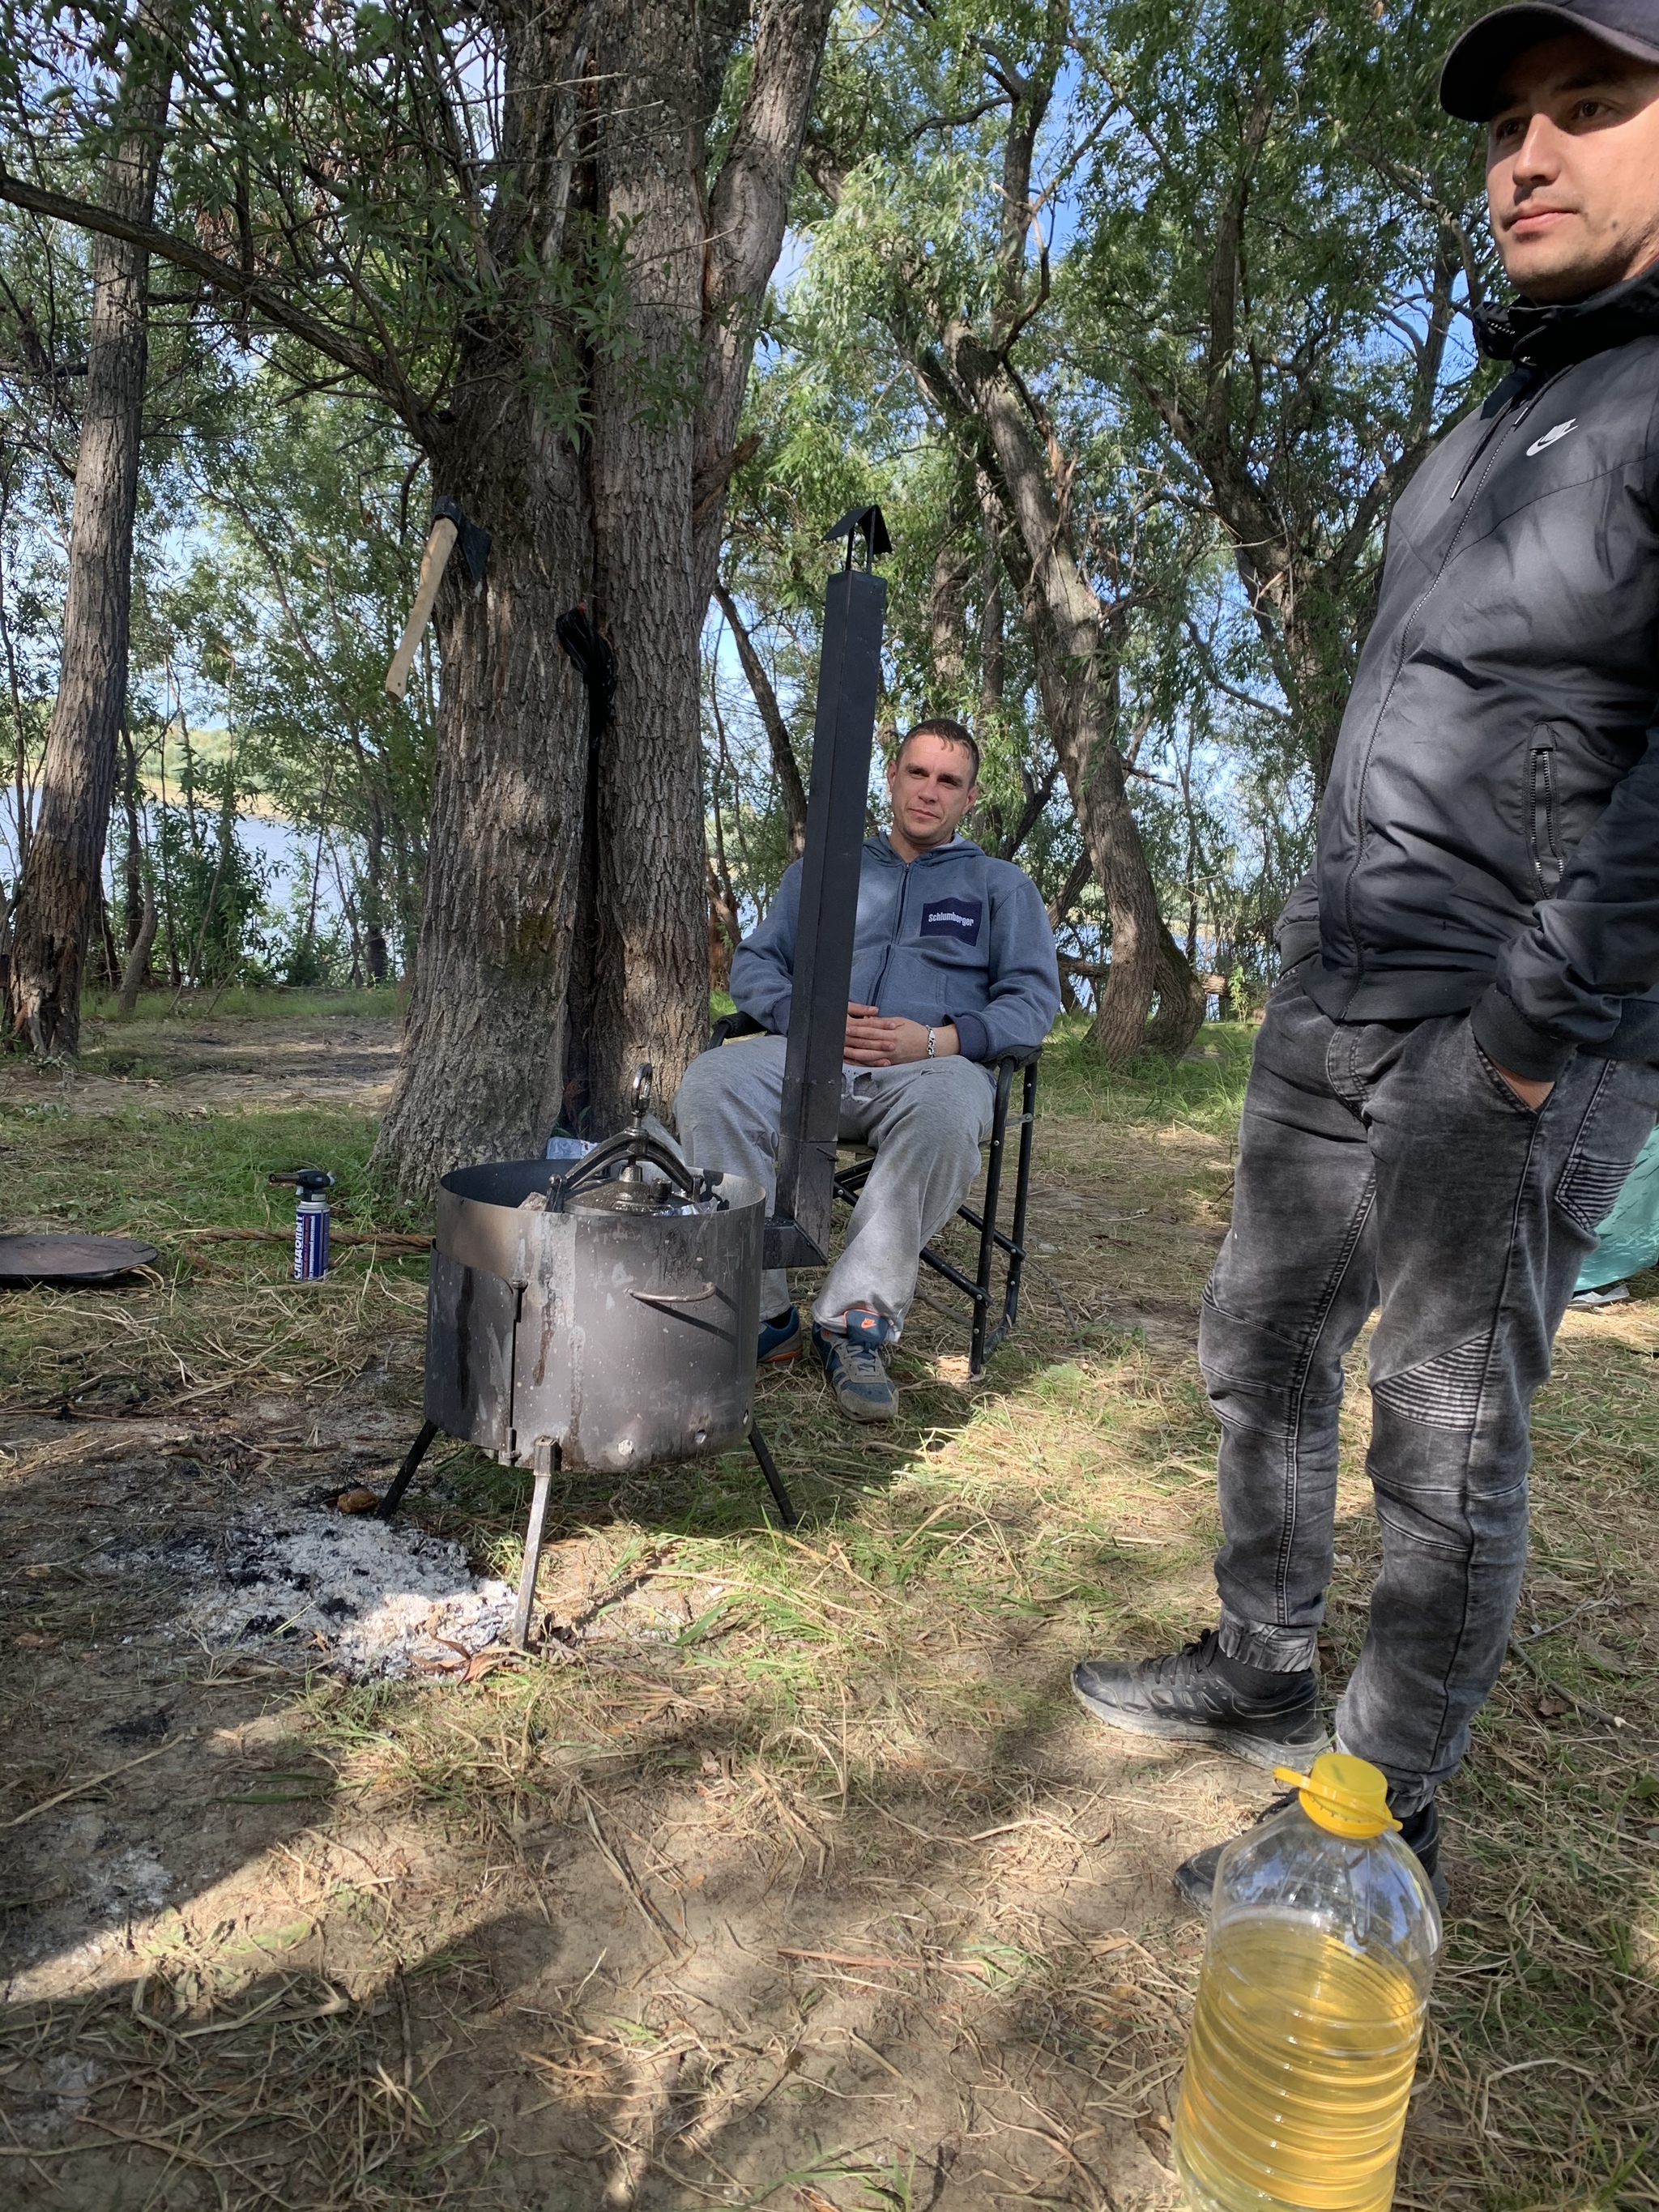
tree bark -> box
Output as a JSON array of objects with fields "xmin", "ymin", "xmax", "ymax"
[
  {"xmin": 371, "ymin": 394, "xmax": 593, "ymax": 1184},
  {"xmin": 370, "ymin": 0, "xmax": 833, "ymax": 1187},
  {"xmin": 580, "ymin": 0, "xmax": 709, "ymax": 1130},
  {"xmin": 362, "ymin": 795, "xmax": 390, "ymax": 986},
  {"xmin": 120, "ymin": 719, "xmax": 143, "ymax": 948},
  {"xmin": 706, "ymin": 855, "xmax": 740, "ymax": 989},
  {"xmin": 6, "ymin": 22, "xmax": 171, "ymax": 1057},
  {"xmin": 957, "ymin": 345, "xmax": 1201, "ymax": 1063},
  {"xmin": 978, "ymin": 468, "xmax": 1004, "ymax": 720},
  {"xmin": 930, "ymin": 532, "xmax": 968, "ymax": 697},
  {"xmin": 117, "ymin": 877, "xmax": 156, "ymax": 1015}
]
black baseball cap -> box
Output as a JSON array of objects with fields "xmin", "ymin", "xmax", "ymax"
[{"xmin": 1440, "ymin": 0, "xmax": 1659, "ymax": 118}]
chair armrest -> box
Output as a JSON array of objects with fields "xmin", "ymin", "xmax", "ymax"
[
  {"xmin": 708, "ymin": 1009, "xmax": 770, "ymax": 1050},
  {"xmin": 988, "ymin": 1042, "xmax": 1043, "ymax": 1071}
]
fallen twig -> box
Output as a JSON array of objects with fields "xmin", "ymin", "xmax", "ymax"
[
  {"xmin": 1506, "ymin": 1635, "xmax": 1631, "ymax": 1732},
  {"xmin": 2, "ymin": 1737, "xmax": 182, "ymax": 1829},
  {"xmin": 776, "ymin": 1946, "xmax": 992, "ymax": 1980},
  {"xmin": 580, "ymin": 1792, "xmax": 686, "ymax": 1954}
]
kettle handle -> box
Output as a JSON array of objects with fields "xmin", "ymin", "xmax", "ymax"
[{"xmin": 549, "ymin": 1128, "xmax": 708, "ymax": 1212}]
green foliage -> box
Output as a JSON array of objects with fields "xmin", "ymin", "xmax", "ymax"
[
  {"xmin": 1062, "ymin": 0, "xmax": 1496, "ymax": 758},
  {"xmin": 147, "ymin": 791, "xmax": 271, "ymax": 987},
  {"xmin": 703, "ymin": 0, "xmax": 1503, "ymax": 1004},
  {"xmin": 1, "ymin": 0, "xmax": 697, "ymax": 441}
]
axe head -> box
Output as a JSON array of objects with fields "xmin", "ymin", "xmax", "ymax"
[{"xmin": 433, "ymin": 493, "xmax": 491, "ymax": 585}]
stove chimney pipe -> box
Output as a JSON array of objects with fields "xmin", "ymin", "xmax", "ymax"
[{"xmin": 766, "ymin": 505, "xmax": 890, "ymax": 1268}]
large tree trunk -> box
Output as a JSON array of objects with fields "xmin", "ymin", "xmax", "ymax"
[
  {"xmin": 371, "ymin": 0, "xmax": 832, "ymax": 1191},
  {"xmin": 959, "ymin": 345, "xmax": 1202, "ymax": 1063},
  {"xmin": 6, "ymin": 28, "xmax": 170, "ymax": 1057},
  {"xmin": 370, "ymin": 398, "xmax": 592, "ymax": 1187},
  {"xmin": 581, "ymin": 0, "xmax": 708, "ymax": 1131}
]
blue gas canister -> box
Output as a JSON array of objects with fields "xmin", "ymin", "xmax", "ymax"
[{"xmin": 269, "ymin": 1169, "xmax": 335, "ymax": 1281}]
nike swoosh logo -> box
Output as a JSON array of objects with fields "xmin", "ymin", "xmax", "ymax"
[{"xmin": 1525, "ymin": 419, "xmax": 1577, "ymax": 457}]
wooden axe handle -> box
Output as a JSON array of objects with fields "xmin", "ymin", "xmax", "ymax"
[{"xmin": 385, "ymin": 514, "xmax": 459, "ymax": 700}]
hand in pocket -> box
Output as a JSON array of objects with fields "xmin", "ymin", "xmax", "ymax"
[{"xmin": 1491, "ymin": 1063, "xmax": 1554, "ymax": 1111}]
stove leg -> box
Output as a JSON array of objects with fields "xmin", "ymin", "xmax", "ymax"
[
  {"xmin": 377, "ymin": 1418, "xmax": 438, "ymax": 1520},
  {"xmin": 748, "ymin": 1423, "xmax": 800, "ymax": 1528},
  {"xmin": 511, "ymin": 1439, "xmax": 557, "ymax": 1649}
]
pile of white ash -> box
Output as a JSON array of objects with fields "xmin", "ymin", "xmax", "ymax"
[{"xmin": 95, "ymin": 1503, "xmax": 515, "ymax": 1680}]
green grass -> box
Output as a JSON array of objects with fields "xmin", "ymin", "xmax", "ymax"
[
  {"xmin": 0, "ymin": 1102, "xmax": 391, "ymax": 1237},
  {"xmin": 1037, "ymin": 1010, "xmax": 1256, "ymax": 1129},
  {"xmin": 79, "ymin": 983, "xmax": 399, "ymax": 1028},
  {"xmin": 0, "ymin": 1074, "xmax": 426, "ymax": 1413}
]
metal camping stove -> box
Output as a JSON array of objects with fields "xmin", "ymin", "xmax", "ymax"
[{"xmin": 380, "ymin": 1068, "xmax": 796, "ymax": 1643}]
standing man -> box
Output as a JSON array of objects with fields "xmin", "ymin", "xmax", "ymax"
[
  {"xmin": 675, "ymin": 718, "xmax": 1060, "ymax": 1422},
  {"xmin": 1073, "ymin": 0, "xmax": 1659, "ymax": 1907}
]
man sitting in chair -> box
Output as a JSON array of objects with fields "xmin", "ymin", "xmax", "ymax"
[{"xmin": 674, "ymin": 718, "xmax": 1060, "ymax": 1422}]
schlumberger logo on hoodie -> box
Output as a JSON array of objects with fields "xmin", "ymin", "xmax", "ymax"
[{"xmin": 920, "ymin": 897, "xmax": 983, "ymax": 944}]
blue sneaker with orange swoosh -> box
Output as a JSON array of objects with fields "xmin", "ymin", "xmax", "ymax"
[{"xmin": 812, "ymin": 1306, "xmax": 898, "ymax": 1421}]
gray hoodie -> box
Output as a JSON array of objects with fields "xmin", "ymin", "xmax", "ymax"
[{"xmin": 731, "ymin": 833, "xmax": 1060, "ymax": 1063}]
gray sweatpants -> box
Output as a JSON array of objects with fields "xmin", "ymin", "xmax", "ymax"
[{"xmin": 672, "ymin": 1038, "xmax": 995, "ymax": 1334}]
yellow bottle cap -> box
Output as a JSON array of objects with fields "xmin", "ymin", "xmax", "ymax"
[{"xmin": 1273, "ymin": 1752, "xmax": 1401, "ymax": 1839}]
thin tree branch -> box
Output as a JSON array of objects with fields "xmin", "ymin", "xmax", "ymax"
[{"xmin": 0, "ymin": 165, "xmax": 401, "ymax": 411}]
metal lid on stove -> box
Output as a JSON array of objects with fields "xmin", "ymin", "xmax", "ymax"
[{"xmin": 567, "ymin": 1177, "xmax": 707, "ymax": 1217}]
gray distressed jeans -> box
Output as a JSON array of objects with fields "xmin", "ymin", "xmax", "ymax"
[
  {"xmin": 672, "ymin": 1037, "xmax": 995, "ymax": 1333},
  {"xmin": 1205, "ymin": 971, "xmax": 1659, "ymax": 1812}
]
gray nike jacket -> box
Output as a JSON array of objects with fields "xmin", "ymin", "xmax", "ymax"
[
  {"xmin": 731, "ymin": 833, "xmax": 1060, "ymax": 1063},
  {"xmin": 1281, "ymin": 260, "xmax": 1659, "ymax": 1080}
]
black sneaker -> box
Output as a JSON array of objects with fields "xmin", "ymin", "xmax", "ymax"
[
  {"xmin": 1173, "ymin": 1792, "xmax": 1449, "ymax": 1913},
  {"xmin": 1070, "ymin": 1630, "xmax": 1329, "ymax": 1771}
]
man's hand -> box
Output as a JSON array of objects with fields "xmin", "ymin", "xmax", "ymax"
[
  {"xmin": 1492, "ymin": 1063, "xmax": 1554, "ymax": 1110},
  {"xmin": 842, "ymin": 1003, "xmax": 959, "ymax": 1067}
]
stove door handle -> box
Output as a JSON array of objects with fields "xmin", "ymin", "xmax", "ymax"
[{"xmin": 630, "ymin": 1281, "xmax": 719, "ymax": 1309}]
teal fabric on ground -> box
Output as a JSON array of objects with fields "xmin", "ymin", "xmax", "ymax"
[{"xmin": 1576, "ymin": 1126, "xmax": 1659, "ymax": 1291}]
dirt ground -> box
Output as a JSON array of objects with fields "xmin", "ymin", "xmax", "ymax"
[
  {"xmin": 9, "ymin": 1009, "xmax": 403, "ymax": 1116},
  {"xmin": 2, "ymin": 1007, "xmax": 1656, "ymax": 2211}
]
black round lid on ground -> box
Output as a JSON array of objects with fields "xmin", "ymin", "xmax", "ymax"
[{"xmin": 0, "ymin": 1234, "xmax": 160, "ymax": 1284}]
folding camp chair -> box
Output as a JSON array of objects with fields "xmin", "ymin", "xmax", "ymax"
[{"xmin": 706, "ymin": 1013, "xmax": 1038, "ymax": 1376}]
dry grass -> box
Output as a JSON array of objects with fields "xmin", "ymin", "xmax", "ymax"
[
  {"xmin": 2, "ymin": 1012, "xmax": 1657, "ymax": 2208},
  {"xmin": 0, "ymin": 1967, "xmax": 492, "ymax": 2210}
]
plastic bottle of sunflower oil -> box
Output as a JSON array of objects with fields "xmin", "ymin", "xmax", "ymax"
[{"xmin": 1174, "ymin": 1752, "xmax": 1442, "ymax": 2212}]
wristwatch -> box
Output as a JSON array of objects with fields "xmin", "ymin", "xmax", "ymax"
[{"xmin": 926, "ymin": 1027, "xmax": 937, "ymax": 1059}]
